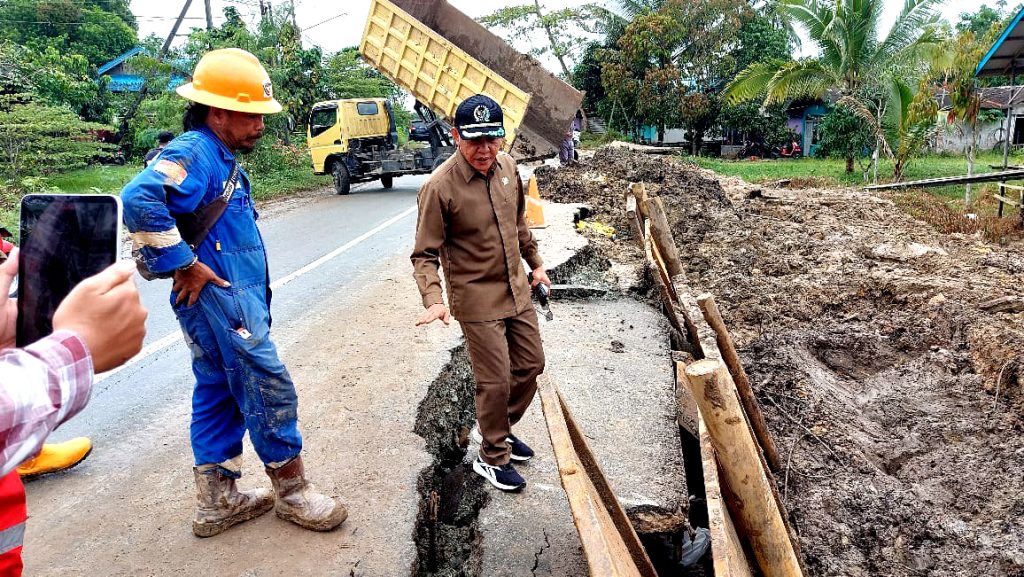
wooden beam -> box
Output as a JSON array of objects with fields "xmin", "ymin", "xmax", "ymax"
[
  {"xmin": 697, "ymin": 294, "xmax": 783, "ymax": 473},
  {"xmin": 629, "ymin": 182, "xmax": 651, "ymax": 222},
  {"xmin": 538, "ymin": 375, "xmax": 657, "ymax": 577},
  {"xmin": 674, "ymin": 361, "xmax": 699, "ymax": 437},
  {"xmin": 556, "ymin": 388, "xmax": 659, "ymax": 576},
  {"xmin": 995, "ymin": 194, "xmax": 1021, "ymax": 208},
  {"xmin": 700, "ymin": 411, "xmax": 755, "ymax": 577},
  {"xmin": 643, "ymin": 196, "xmax": 684, "ymax": 278},
  {"xmin": 863, "ymin": 169, "xmax": 1024, "ymax": 190},
  {"xmin": 625, "ymin": 194, "xmax": 645, "ymax": 247},
  {"xmin": 685, "ymin": 361, "xmax": 803, "ymax": 577}
]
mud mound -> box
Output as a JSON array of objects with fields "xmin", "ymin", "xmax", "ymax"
[{"xmin": 542, "ymin": 145, "xmax": 1024, "ymax": 576}]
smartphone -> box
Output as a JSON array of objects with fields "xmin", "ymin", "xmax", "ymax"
[{"xmin": 16, "ymin": 194, "xmax": 122, "ymax": 347}]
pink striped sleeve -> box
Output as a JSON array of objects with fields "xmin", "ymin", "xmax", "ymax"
[{"xmin": 0, "ymin": 330, "xmax": 94, "ymax": 475}]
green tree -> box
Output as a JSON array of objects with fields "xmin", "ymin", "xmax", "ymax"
[
  {"xmin": 726, "ymin": 0, "xmax": 945, "ymax": 175},
  {"xmin": 815, "ymin": 104, "xmax": 874, "ymax": 171},
  {"xmin": 0, "ymin": 0, "xmax": 137, "ymax": 67},
  {"xmin": 937, "ymin": 31, "xmax": 995, "ymax": 204},
  {"xmin": 0, "ymin": 43, "xmax": 112, "ymax": 181},
  {"xmin": 600, "ymin": 9, "xmax": 687, "ymax": 141},
  {"xmin": 956, "ymin": 4, "xmax": 1008, "ymax": 37},
  {"xmin": 479, "ymin": 3, "xmax": 601, "ymax": 81}
]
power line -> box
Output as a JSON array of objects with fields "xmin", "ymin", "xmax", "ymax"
[{"xmin": 304, "ymin": 11, "xmax": 346, "ymax": 31}]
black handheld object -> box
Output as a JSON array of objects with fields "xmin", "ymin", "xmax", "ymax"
[
  {"xmin": 528, "ymin": 272, "xmax": 553, "ymax": 321},
  {"xmin": 17, "ymin": 194, "xmax": 122, "ymax": 347}
]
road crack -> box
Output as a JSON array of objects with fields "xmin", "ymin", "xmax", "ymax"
[{"xmin": 531, "ymin": 529, "xmax": 552, "ymax": 575}]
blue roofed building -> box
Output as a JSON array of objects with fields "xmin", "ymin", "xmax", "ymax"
[{"xmin": 97, "ymin": 47, "xmax": 190, "ymax": 93}]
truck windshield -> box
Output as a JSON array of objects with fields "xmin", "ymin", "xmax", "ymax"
[{"xmin": 309, "ymin": 107, "xmax": 337, "ymax": 137}]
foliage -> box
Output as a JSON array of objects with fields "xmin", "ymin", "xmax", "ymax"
[
  {"xmin": 600, "ymin": 9, "xmax": 687, "ymax": 140},
  {"xmin": 0, "ymin": 0, "xmax": 137, "ymax": 67},
  {"xmin": 956, "ymin": 4, "xmax": 1009, "ymax": 38},
  {"xmin": 573, "ymin": 42, "xmax": 608, "ymax": 111},
  {"xmin": 0, "ymin": 99, "xmax": 113, "ymax": 181},
  {"xmin": 238, "ymin": 140, "xmax": 328, "ymax": 201},
  {"xmin": 815, "ymin": 104, "xmax": 874, "ymax": 165},
  {"xmin": 718, "ymin": 99, "xmax": 790, "ymax": 146},
  {"xmin": 725, "ymin": 0, "xmax": 945, "ymax": 179},
  {"xmin": 479, "ymin": 3, "xmax": 602, "ymax": 80},
  {"xmin": 733, "ymin": 10, "xmax": 792, "ymax": 73},
  {"xmin": 27, "ymin": 47, "xmax": 112, "ymax": 121},
  {"xmin": 0, "ymin": 42, "xmax": 112, "ymax": 182}
]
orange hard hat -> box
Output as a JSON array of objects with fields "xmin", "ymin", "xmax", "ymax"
[{"xmin": 176, "ymin": 48, "xmax": 282, "ymax": 114}]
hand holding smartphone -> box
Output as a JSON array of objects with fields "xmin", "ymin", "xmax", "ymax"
[{"xmin": 16, "ymin": 194, "xmax": 123, "ymax": 347}]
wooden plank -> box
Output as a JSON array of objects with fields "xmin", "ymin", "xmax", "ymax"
[
  {"xmin": 699, "ymin": 412, "xmax": 754, "ymax": 577},
  {"xmin": 994, "ymin": 194, "xmax": 1021, "ymax": 207},
  {"xmin": 673, "ymin": 361, "xmax": 700, "ymax": 442},
  {"xmin": 685, "ymin": 360, "xmax": 803, "ymax": 577},
  {"xmin": 629, "ymin": 182, "xmax": 651, "ymax": 222},
  {"xmin": 625, "ymin": 195, "xmax": 644, "ymax": 246},
  {"xmin": 643, "ymin": 196, "xmax": 684, "ymax": 278},
  {"xmin": 998, "ymin": 183, "xmax": 1024, "ymax": 191},
  {"xmin": 556, "ymin": 388, "xmax": 659, "ymax": 577},
  {"xmin": 863, "ymin": 169, "xmax": 1024, "ymax": 190},
  {"xmin": 697, "ymin": 294, "xmax": 783, "ymax": 474},
  {"xmin": 538, "ymin": 375, "xmax": 656, "ymax": 577}
]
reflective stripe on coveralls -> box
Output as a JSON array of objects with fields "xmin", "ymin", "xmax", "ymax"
[{"xmin": 0, "ymin": 471, "xmax": 26, "ymax": 576}]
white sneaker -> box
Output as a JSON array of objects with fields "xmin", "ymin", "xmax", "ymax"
[
  {"xmin": 472, "ymin": 456, "xmax": 526, "ymax": 492},
  {"xmin": 470, "ymin": 424, "xmax": 534, "ymax": 462}
]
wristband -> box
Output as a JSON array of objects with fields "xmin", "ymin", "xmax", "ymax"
[{"xmin": 179, "ymin": 256, "xmax": 199, "ymax": 272}]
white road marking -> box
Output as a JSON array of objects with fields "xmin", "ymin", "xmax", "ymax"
[{"xmin": 95, "ymin": 205, "xmax": 417, "ymax": 384}]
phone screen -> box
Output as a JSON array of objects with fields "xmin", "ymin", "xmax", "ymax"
[{"xmin": 16, "ymin": 194, "xmax": 122, "ymax": 347}]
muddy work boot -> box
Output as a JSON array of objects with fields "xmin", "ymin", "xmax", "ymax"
[
  {"xmin": 265, "ymin": 457, "xmax": 348, "ymax": 531},
  {"xmin": 192, "ymin": 467, "xmax": 274, "ymax": 538}
]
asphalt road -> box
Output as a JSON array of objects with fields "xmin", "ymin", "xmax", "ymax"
[
  {"xmin": 22, "ymin": 174, "xmax": 437, "ymax": 576},
  {"xmin": 52, "ymin": 176, "xmax": 423, "ymax": 445}
]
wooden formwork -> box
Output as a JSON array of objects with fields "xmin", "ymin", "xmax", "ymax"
[{"xmin": 624, "ymin": 183, "xmax": 804, "ymax": 577}]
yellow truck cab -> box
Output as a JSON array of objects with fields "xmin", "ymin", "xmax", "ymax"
[{"xmin": 307, "ymin": 98, "xmax": 452, "ymax": 195}]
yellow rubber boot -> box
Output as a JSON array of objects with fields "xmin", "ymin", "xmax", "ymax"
[{"xmin": 17, "ymin": 437, "xmax": 93, "ymax": 480}]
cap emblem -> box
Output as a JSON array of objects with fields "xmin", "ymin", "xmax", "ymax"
[
  {"xmin": 262, "ymin": 80, "xmax": 273, "ymax": 98},
  {"xmin": 473, "ymin": 105, "xmax": 490, "ymax": 123}
]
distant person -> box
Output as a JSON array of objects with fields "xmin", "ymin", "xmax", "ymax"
[
  {"xmin": 412, "ymin": 94, "xmax": 551, "ymax": 493},
  {"xmin": 560, "ymin": 128, "xmax": 575, "ymax": 166},
  {"xmin": 122, "ymin": 48, "xmax": 347, "ymax": 538},
  {"xmin": 0, "ymin": 252, "xmax": 147, "ymax": 576},
  {"xmin": 143, "ymin": 131, "xmax": 175, "ymax": 167}
]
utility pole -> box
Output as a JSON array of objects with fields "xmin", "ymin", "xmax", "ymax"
[
  {"xmin": 114, "ymin": 0, "xmax": 194, "ymax": 144},
  {"xmin": 204, "ymin": 0, "xmax": 213, "ymax": 30}
]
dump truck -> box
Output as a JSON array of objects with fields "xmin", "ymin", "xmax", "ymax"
[{"xmin": 306, "ymin": 0, "xmax": 583, "ymax": 195}]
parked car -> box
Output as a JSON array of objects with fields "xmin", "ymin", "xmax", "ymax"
[{"xmin": 408, "ymin": 120, "xmax": 433, "ymax": 142}]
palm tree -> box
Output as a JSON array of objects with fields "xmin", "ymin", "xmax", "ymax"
[{"xmin": 725, "ymin": 0, "xmax": 944, "ymax": 174}]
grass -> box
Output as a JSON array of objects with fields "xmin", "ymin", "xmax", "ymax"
[
  {"xmin": 691, "ymin": 152, "xmax": 1006, "ymax": 192},
  {"xmin": 690, "ymin": 151, "xmax": 1024, "ymax": 243}
]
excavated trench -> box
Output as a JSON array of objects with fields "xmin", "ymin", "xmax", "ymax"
[
  {"xmin": 410, "ymin": 345, "xmax": 488, "ymax": 577},
  {"xmin": 406, "ymin": 235, "xmax": 713, "ymax": 575}
]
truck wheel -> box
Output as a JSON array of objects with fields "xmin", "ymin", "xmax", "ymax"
[
  {"xmin": 380, "ymin": 176, "xmax": 393, "ymax": 190},
  {"xmin": 332, "ymin": 162, "xmax": 351, "ymax": 195}
]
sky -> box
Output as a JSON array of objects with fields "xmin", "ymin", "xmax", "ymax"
[{"xmin": 130, "ymin": 0, "xmax": 980, "ymax": 73}]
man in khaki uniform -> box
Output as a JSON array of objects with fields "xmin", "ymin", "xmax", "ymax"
[{"xmin": 412, "ymin": 94, "xmax": 551, "ymax": 492}]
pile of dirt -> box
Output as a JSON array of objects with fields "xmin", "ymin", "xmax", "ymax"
[{"xmin": 541, "ymin": 146, "xmax": 1024, "ymax": 576}]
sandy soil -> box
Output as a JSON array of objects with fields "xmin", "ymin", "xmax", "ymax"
[{"xmin": 538, "ymin": 147, "xmax": 1024, "ymax": 577}]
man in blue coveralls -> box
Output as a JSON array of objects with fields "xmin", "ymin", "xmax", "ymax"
[{"xmin": 122, "ymin": 48, "xmax": 347, "ymax": 537}]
